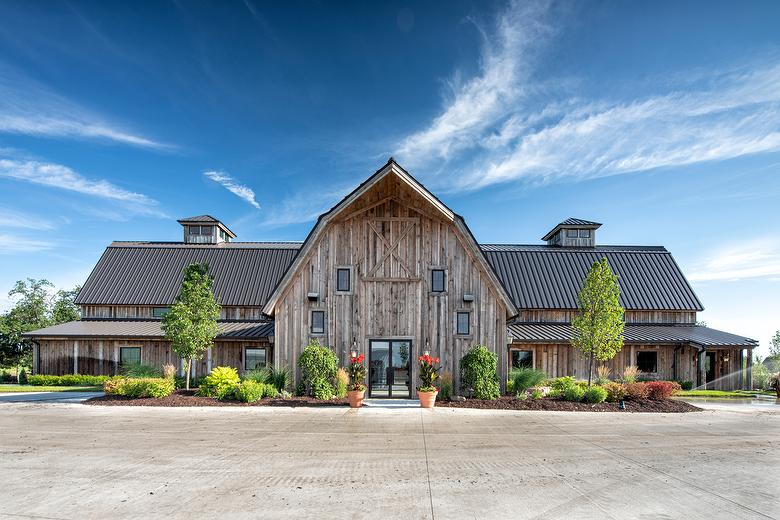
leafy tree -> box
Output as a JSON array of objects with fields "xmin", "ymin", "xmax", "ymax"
[
  {"xmin": 770, "ymin": 331, "xmax": 780, "ymax": 357},
  {"xmin": 571, "ymin": 258, "xmax": 625, "ymax": 386},
  {"xmin": 161, "ymin": 264, "xmax": 220, "ymax": 390},
  {"xmin": 51, "ymin": 286, "xmax": 81, "ymax": 324}
]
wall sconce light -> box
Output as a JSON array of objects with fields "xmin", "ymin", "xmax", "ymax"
[
  {"xmin": 423, "ymin": 338, "xmax": 430, "ymax": 357},
  {"xmin": 307, "ymin": 292, "xmax": 319, "ymax": 301},
  {"xmin": 463, "ymin": 293, "xmax": 475, "ymax": 302},
  {"xmin": 350, "ymin": 339, "xmax": 358, "ymax": 359}
]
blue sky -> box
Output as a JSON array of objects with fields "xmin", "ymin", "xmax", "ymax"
[{"xmin": 0, "ymin": 0, "xmax": 778, "ymax": 355}]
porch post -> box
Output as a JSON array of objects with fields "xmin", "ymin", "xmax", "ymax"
[
  {"xmin": 73, "ymin": 341, "xmax": 79, "ymax": 375},
  {"xmin": 746, "ymin": 348, "xmax": 753, "ymax": 390},
  {"xmin": 698, "ymin": 347, "xmax": 706, "ymax": 389}
]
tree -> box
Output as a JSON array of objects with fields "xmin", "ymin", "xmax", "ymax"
[
  {"xmin": 571, "ymin": 258, "xmax": 625, "ymax": 386},
  {"xmin": 162, "ymin": 263, "xmax": 220, "ymax": 390},
  {"xmin": 770, "ymin": 331, "xmax": 780, "ymax": 357},
  {"xmin": 51, "ymin": 286, "xmax": 81, "ymax": 324}
]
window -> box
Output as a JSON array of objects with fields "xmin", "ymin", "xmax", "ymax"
[
  {"xmin": 311, "ymin": 310, "xmax": 325, "ymax": 334},
  {"xmin": 431, "ymin": 269, "xmax": 446, "ymax": 292},
  {"xmin": 119, "ymin": 347, "xmax": 141, "ymax": 367},
  {"xmin": 245, "ymin": 347, "xmax": 267, "ymax": 370},
  {"xmin": 456, "ymin": 311, "xmax": 470, "ymax": 335},
  {"xmin": 566, "ymin": 229, "xmax": 578, "ymax": 237},
  {"xmin": 152, "ymin": 307, "xmax": 169, "ymax": 318},
  {"xmin": 336, "ymin": 268, "xmax": 351, "ymax": 292},
  {"xmin": 511, "ymin": 350, "xmax": 533, "ymax": 369},
  {"xmin": 188, "ymin": 225, "xmax": 214, "ymax": 236},
  {"xmin": 188, "ymin": 225, "xmax": 199, "ymax": 235},
  {"xmin": 637, "ymin": 351, "xmax": 657, "ymax": 373},
  {"xmin": 578, "ymin": 229, "xmax": 590, "ymax": 238}
]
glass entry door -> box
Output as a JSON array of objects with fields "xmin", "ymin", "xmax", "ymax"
[{"xmin": 368, "ymin": 340, "xmax": 411, "ymax": 398}]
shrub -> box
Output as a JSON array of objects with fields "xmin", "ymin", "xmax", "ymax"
[
  {"xmin": 335, "ymin": 368, "xmax": 348, "ymax": 398},
  {"xmin": 0, "ymin": 372, "xmax": 13, "ymax": 383},
  {"xmin": 162, "ymin": 364, "xmax": 176, "ymax": 380},
  {"xmin": 297, "ymin": 340, "xmax": 338, "ymax": 399},
  {"xmin": 242, "ymin": 369, "xmax": 268, "ymax": 383},
  {"xmin": 17, "ymin": 368, "xmax": 28, "ymax": 385},
  {"xmin": 645, "ymin": 381, "xmax": 680, "ymax": 400},
  {"xmin": 28, "ymin": 374, "xmax": 110, "ymax": 386},
  {"xmin": 198, "ymin": 366, "xmax": 241, "ymax": 398},
  {"xmin": 105, "ymin": 377, "xmax": 175, "ymax": 398},
  {"xmin": 530, "ymin": 388, "xmax": 543, "ymax": 399},
  {"xmin": 509, "ymin": 368, "xmax": 546, "ymax": 396},
  {"xmin": 624, "ymin": 382, "xmax": 650, "ymax": 400},
  {"xmin": 564, "ymin": 385, "xmax": 585, "ymax": 402},
  {"xmin": 583, "ymin": 386, "xmax": 608, "ymax": 403},
  {"xmin": 122, "ymin": 363, "xmax": 162, "ymax": 378},
  {"xmin": 266, "ymin": 365, "xmax": 291, "ymax": 393},
  {"xmin": 679, "ymin": 380, "xmax": 694, "ymax": 391},
  {"xmin": 459, "ymin": 345, "xmax": 500, "ymax": 400},
  {"xmin": 595, "ymin": 365, "xmax": 612, "ymax": 386},
  {"xmin": 547, "ymin": 376, "xmax": 577, "ymax": 398},
  {"xmin": 603, "ymin": 382, "xmax": 627, "ymax": 402},
  {"xmin": 622, "ymin": 365, "xmax": 639, "ymax": 384},
  {"xmin": 439, "ymin": 371, "xmax": 453, "ymax": 400},
  {"xmin": 234, "ymin": 380, "xmax": 264, "ymax": 403},
  {"xmin": 753, "ymin": 363, "xmax": 771, "ymax": 390},
  {"xmin": 295, "ymin": 381, "xmax": 306, "ymax": 396}
]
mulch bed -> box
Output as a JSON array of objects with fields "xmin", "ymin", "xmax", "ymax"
[
  {"xmin": 437, "ymin": 396, "xmax": 701, "ymax": 413},
  {"xmin": 86, "ymin": 390, "xmax": 349, "ymax": 407}
]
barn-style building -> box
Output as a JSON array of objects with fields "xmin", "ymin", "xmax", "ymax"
[{"xmin": 26, "ymin": 159, "xmax": 757, "ymax": 393}]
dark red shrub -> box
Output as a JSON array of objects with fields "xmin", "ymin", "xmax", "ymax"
[
  {"xmin": 645, "ymin": 381, "xmax": 681, "ymax": 400},
  {"xmin": 624, "ymin": 382, "xmax": 650, "ymax": 400}
]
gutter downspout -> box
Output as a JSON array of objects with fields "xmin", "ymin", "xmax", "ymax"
[{"xmin": 692, "ymin": 342, "xmax": 706, "ymax": 389}]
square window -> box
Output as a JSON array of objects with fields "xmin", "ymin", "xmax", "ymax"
[
  {"xmin": 566, "ymin": 229, "xmax": 578, "ymax": 237},
  {"xmin": 579, "ymin": 229, "xmax": 590, "ymax": 238},
  {"xmin": 336, "ymin": 268, "xmax": 351, "ymax": 292},
  {"xmin": 120, "ymin": 347, "xmax": 141, "ymax": 367},
  {"xmin": 432, "ymin": 269, "xmax": 445, "ymax": 292},
  {"xmin": 456, "ymin": 312, "xmax": 470, "ymax": 335},
  {"xmin": 311, "ymin": 310, "xmax": 325, "ymax": 334},
  {"xmin": 245, "ymin": 347, "xmax": 267, "ymax": 371},
  {"xmin": 637, "ymin": 351, "xmax": 657, "ymax": 373},
  {"xmin": 188, "ymin": 226, "xmax": 199, "ymax": 235},
  {"xmin": 152, "ymin": 307, "xmax": 169, "ymax": 318},
  {"xmin": 200, "ymin": 226, "xmax": 213, "ymax": 236},
  {"xmin": 511, "ymin": 350, "xmax": 533, "ymax": 369}
]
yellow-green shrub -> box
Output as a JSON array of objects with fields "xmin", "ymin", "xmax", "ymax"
[
  {"xmin": 105, "ymin": 378, "xmax": 175, "ymax": 398},
  {"xmin": 198, "ymin": 366, "xmax": 241, "ymax": 398}
]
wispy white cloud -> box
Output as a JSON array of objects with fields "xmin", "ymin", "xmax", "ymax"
[
  {"xmin": 203, "ymin": 170, "xmax": 261, "ymax": 210},
  {"xmin": 0, "ymin": 158, "xmax": 165, "ymax": 217},
  {"xmin": 0, "ymin": 206, "xmax": 54, "ymax": 230},
  {"xmin": 395, "ymin": 1, "xmax": 780, "ymax": 192},
  {"xmin": 0, "ymin": 234, "xmax": 54, "ymax": 254},
  {"xmin": 0, "ymin": 67, "xmax": 171, "ymax": 150},
  {"xmin": 259, "ymin": 185, "xmax": 352, "ymax": 228},
  {"xmin": 688, "ymin": 238, "xmax": 780, "ymax": 282}
]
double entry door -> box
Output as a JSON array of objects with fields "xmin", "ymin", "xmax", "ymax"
[{"xmin": 368, "ymin": 340, "xmax": 412, "ymax": 398}]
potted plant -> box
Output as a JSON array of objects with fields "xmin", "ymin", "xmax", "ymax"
[
  {"xmin": 346, "ymin": 353, "xmax": 367, "ymax": 408},
  {"xmin": 417, "ymin": 353, "xmax": 440, "ymax": 408}
]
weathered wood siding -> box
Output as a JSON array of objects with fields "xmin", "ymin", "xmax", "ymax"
[
  {"xmin": 82, "ymin": 305, "xmax": 263, "ymax": 321},
  {"xmin": 272, "ymin": 174, "xmax": 509, "ymax": 393},
  {"xmin": 515, "ymin": 310, "xmax": 697, "ymax": 324}
]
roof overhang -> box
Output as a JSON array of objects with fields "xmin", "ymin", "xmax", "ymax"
[
  {"xmin": 542, "ymin": 221, "xmax": 602, "ymax": 241},
  {"xmin": 23, "ymin": 320, "xmax": 274, "ymax": 340}
]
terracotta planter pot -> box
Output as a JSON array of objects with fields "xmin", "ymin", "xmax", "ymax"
[
  {"xmin": 418, "ymin": 390, "xmax": 438, "ymax": 408},
  {"xmin": 347, "ymin": 389, "xmax": 365, "ymax": 408}
]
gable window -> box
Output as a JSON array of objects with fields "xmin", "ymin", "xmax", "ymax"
[
  {"xmin": 456, "ymin": 311, "xmax": 470, "ymax": 335},
  {"xmin": 119, "ymin": 347, "xmax": 141, "ymax": 367},
  {"xmin": 511, "ymin": 350, "xmax": 533, "ymax": 370},
  {"xmin": 152, "ymin": 307, "xmax": 169, "ymax": 318},
  {"xmin": 637, "ymin": 351, "xmax": 657, "ymax": 373},
  {"xmin": 336, "ymin": 268, "xmax": 351, "ymax": 292},
  {"xmin": 188, "ymin": 225, "xmax": 213, "ymax": 236},
  {"xmin": 578, "ymin": 229, "xmax": 590, "ymax": 238},
  {"xmin": 431, "ymin": 269, "xmax": 446, "ymax": 293},
  {"xmin": 566, "ymin": 229, "xmax": 578, "ymax": 237},
  {"xmin": 245, "ymin": 347, "xmax": 268, "ymax": 370},
  {"xmin": 311, "ymin": 310, "xmax": 325, "ymax": 334}
]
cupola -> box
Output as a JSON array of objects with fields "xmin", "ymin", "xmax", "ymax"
[
  {"xmin": 542, "ymin": 218, "xmax": 601, "ymax": 247},
  {"xmin": 177, "ymin": 215, "xmax": 236, "ymax": 244}
]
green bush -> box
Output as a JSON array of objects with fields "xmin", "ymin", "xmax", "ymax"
[
  {"xmin": 243, "ymin": 365, "xmax": 291, "ymax": 392},
  {"xmin": 564, "ymin": 385, "xmax": 585, "ymax": 402},
  {"xmin": 297, "ymin": 340, "xmax": 338, "ymax": 399},
  {"xmin": 106, "ymin": 378, "xmax": 175, "ymax": 398},
  {"xmin": 509, "ymin": 368, "xmax": 546, "ymax": 396},
  {"xmin": 17, "ymin": 368, "xmax": 28, "ymax": 385},
  {"xmin": 459, "ymin": 345, "xmax": 500, "ymax": 400},
  {"xmin": 439, "ymin": 371, "xmax": 453, "ymax": 400},
  {"xmin": 603, "ymin": 382, "xmax": 627, "ymax": 402},
  {"xmin": 122, "ymin": 363, "xmax": 162, "ymax": 378},
  {"xmin": 679, "ymin": 380, "xmax": 694, "ymax": 391},
  {"xmin": 28, "ymin": 374, "xmax": 110, "ymax": 386},
  {"xmin": 753, "ymin": 364, "xmax": 771, "ymax": 390},
  {"xmin": 335, "ymin": 368, "xmax": 348, "ymax": 398},
  {"xmin": 198, "ymin": 366, "xmax": 241, "ymax": 398},
  {"xmin": 242, "ymin": 369, "xmax": 268, "ymax": 383},
  {"xmin": 547, "ymin": 376, "xmax": 577, "ymax": 398},
  {"xmin": 234, "ymin": 380, "xmax": 264, "ymax": 403},
  {"xmin": 583, "ymin": 386, "xmax": 608, "ymax": 403},
  {"xmin": 530, "ymin": 388, "xmax": 543, "ymax": 399}
]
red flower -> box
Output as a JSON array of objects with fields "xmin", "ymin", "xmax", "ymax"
[{"xmin": 434, "ymin": 357, "xmax": 440, "ymax": 364}]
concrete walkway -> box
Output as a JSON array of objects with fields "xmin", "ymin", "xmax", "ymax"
[
  {"xmin": 0, "ymin": 391, "xmax": 104, "ymax": 403},
  {"xmin": 0, "ymin": 403, "xmax": 777, "ymax": 519}
]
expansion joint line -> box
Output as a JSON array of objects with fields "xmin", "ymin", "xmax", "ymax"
[{"xmin": 420, "ymin": 410, "xmax": 435, "ymax": 520}]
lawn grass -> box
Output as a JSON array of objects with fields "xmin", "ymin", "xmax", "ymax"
[
  {"xmin": 677, "ymin": 389, "xmax": 775, "ymax": 398},
  {"xmin": 0, "ymin": 384, "xmax": 103, "ymax": 393}
]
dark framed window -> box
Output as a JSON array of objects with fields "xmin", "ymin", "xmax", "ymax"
[
  {"xmin": 152, "ymin": 306, "xmax": 169, "ymax": 318},
  {"xmin": 245, "ymin": 347, "xmax": 268, "ymax": 371},
  {"xmin": 566, "ymin": 229, "xmax": 578, "ymax": 237},
  {"xmin": 456, "ymin": 311, "xmax": 470, "ymax": 335},
  {"xmin": 119, "ymin": 347, "xmax": 141, "ymax": 367},
  {"xmin": 511, "ymin": 350, "xmax": 533, "ymax": 369},
  {"xmin": 579, "ymin": 229, "xmax": 590, "ymax": 238},
  {"xmin": 311, "ymin": 310, "xmax": 325, "ymax": 334},
  {"xmin": 188, "ymin": 225, "xmax": 199, "ymax": 235},
  {"xmin": 336, "ymin": 268, "xmax": 351, "ymax": 292},
  {"xmin": 431, "ymin": 269, "xmax": 446, "ymax": 292},
  {"xmin": 637, "ymin": 351, "xmax": 657, "ymax": 373}
]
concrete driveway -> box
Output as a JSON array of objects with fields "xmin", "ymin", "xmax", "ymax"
[
  {"xmin": 0, "ymin": 391, "xmax": 103, "ymax": 403},
  {"xmin": 0, "ymin": 403, "xmax": 777, "ymax": 520}
]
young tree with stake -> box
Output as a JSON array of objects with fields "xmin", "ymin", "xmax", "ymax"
[
  {"xmin": 162, "ymin": 263, "xmax": 220, "ymax": 390},
  {"xmin": 571, "ymin": 258, "xmax": 625, "ymax": 386}
]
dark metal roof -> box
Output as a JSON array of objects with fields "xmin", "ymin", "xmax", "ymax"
[
  {"xmin": 507, "ymin": 323, "xmax": 756, "ymax": 347},
  {"xmin": 24, "ymin": 320, "xmax": 274, "ymax": 340},
  {"xmin": 542, "ymin": 218, "xmax": 602, "ymax": 241},
  {"xmin": 481, "ymin": 245, "xmax": 704, "ymax": 311},
  {"xmin": 75, "ymin": 242, "xmax": 300, "ymax": 306},
  {"xmin": 177, "ymin": 215, "xmax": 220, "ymax": 223}
]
